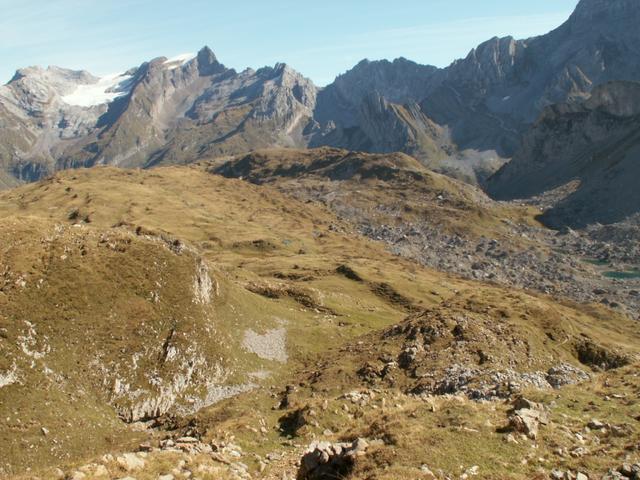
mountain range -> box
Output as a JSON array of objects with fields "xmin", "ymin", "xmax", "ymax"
[{"xmin": 3, "ymin": 0, "xmax": 640, "ymax": 193}]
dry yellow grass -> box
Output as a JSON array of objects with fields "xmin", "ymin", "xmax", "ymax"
[{"xmin": 0, "ymin": 164, "xmax": 637, "ymax": 479}]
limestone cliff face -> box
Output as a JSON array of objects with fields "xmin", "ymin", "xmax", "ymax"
[{"xmin": 421, "ymin": 0, "xmax": 640, "ymax": 156}]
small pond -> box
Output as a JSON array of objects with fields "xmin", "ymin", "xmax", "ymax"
[
  {"xmin": 603, "ymin": 270, "xmax": 640, "ymax": 280},
  {"xmin": 583, "ymin": 258, "xmax": 610, "ymax": 266}
]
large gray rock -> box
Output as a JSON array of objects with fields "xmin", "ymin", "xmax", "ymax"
[
  {"xmin": 298, "ymin": 438, "xmax": 368, "ymax": 480},
  {"xmin": 508, "ymin": 397, "xmax": 549, "ymax": 440}
]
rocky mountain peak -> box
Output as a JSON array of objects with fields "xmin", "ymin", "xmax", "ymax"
[
  {"xmin": 196, "ymin": 46, "xmax": 226, "ymax": 76},
  {"xmin": 568, "ymin": 0, "xmax": 640, "ymax": 31},
  {"xmin": 7, "ymin": 65, "xmax": 97, "ymax": 88},
  {"xmin": 328, "ymin": 56, "xmax": 440, "ymax": 107},
  {"xmin": 272, "ymin": 62, "xmax": 296, "ymax": 77},
  {"xmin": 0, "ymin": 65, "xmax": 103, "ymax": 118},
  {"xmin": 450, "ymin": 35, "xmax": 522, "ymax": 88}
]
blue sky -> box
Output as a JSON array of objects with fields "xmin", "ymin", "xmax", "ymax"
[{"xmin": 1, "ymin": 0, "xmax": 579, "ymax": 86}]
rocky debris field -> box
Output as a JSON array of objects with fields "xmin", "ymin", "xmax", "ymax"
[
  {"xmin": 319, "ymin": 194, "xmax": 640, "ymax": 321},
  {"xmin": 212, "ymin": 148, "xmax": 640, "ymax": 321}
]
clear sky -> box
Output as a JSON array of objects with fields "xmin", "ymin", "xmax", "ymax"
[{"xmin": 1, "ymin": 0, "xmax": 579, "ymax": 86}]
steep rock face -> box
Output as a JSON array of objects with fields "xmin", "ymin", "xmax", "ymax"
[
  {"xmin": 311, "ymin": 0, "xmax": 640, "ymax": 172},
  {"xmin": 421, "ymin": 0, "xmax": 640, "ymax": 156},
  {"xmin": 356, "ymin": 93, "xmax": 449, "ymax": 160},
  {"xmin": 314, "ymin": 58, "xmax": 440, "ymax": 127},
  {"xmin": 68, "ymin": 49, "xmax": 317, "ymax": 169},
  {"xmin": 309, "ymin": 59, "xmax": 463, "ymax": 177},
  {"xmin": 487, "ymin": 81, "xmax": 640, "ymax": 227},
  {"xmin": 313, "ymin": 92, "xmax": 450, "ymax": 162},
  {"xmin": 0, "ymin": 66, "xmax": 131, "ymax": 179}
]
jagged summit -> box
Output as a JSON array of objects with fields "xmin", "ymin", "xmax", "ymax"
[{"xmin": 196, "ymin": 45, "xmax": 226, "ymax": 75}]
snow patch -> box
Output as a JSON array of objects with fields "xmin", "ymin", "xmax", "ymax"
[
  {"xmin": 61, "ymin": 73, "xmax": 133, "ymax": 107},
  {"xmin": 164, "ymin": 53, "xmax": 196, "ymax": 70}
]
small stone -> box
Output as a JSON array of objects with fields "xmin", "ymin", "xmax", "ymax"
[
  {"xmin": 93, "ymin": 465, "xmax": 109, "ymax": 476},
  {"xmin": 620, "ymin": 464, "xmax": 634, "ymax": 476},
  {"xmin": 116, "ymin": 453, "xmax": 145, "ymax": 472},
  {"xmin": 350, "ymin": 438, "xmax": 368, "ymax": 456},
  {"xmin": 587, "ymin": 419, "xmax": 605, "ymax": 430},
  {"xmin": 570, "ymin": 447, "xmax": 587, "ymax": 458},
  {"xmin": 465, "ymin": 465, "xmax": 479, "ymax": 476},
  {"xmin": 504, "ymin": 433, "xmax": 519, "ymax": 444},
  {"xmin": 421, "ymin": 465, "xmax": 436, "ymax": 478},
  {"xmin": 299, "ymin": 438, "xmax": 368, "ymax": 478}
]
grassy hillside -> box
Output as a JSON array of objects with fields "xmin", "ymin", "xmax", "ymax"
[{"xmin": 0, "ymin": 164, "xmax": 637, "ymax": 479}]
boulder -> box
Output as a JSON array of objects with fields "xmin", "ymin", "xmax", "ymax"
[
  {"xmin": 297, "ymin": 438, "xmax": 368, "ymax": 480},
  {"xmin": 508, "ymin": 397, "xmax": 549, "ymax": 440},
  {"xmin": 116, "ymin": 453, "xmax": 145, "ymax": 472}
]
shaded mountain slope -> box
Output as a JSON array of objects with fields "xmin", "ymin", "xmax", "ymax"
[
  {"xmin": 421, "ymin": 0, "xmax": 640, "ymax": 156},
  {"xmin": 487, "ymin": 81, "xmax": 640, "ymax": 228}
]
